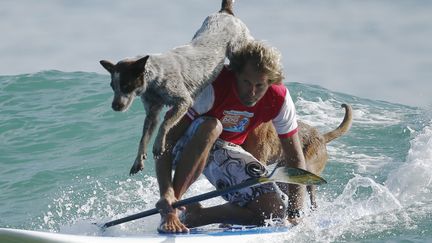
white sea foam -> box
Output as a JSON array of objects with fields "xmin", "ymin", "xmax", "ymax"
[
  {"xmin": 386, "ymin": 122, "xmax": 432, "ymax": 205},
  {"xmin": 41, "ymin": 175, "xmax": 158, "ymax": 235},
  {"xmin": 275, "ymin": 121, "xmax": 432, "ymax": 242},
  {"xmin": 329, "ymin": 145, "xmax": 393, "ymax": 173},
  {"xmin": 352, "ymin": 104, "xmax": 404, "ymax": 126},
  {"xmin": 295, "ymin": 97, "xmax": 344, "ymax": 129},
  {"xmin": 296, "ymin": 97, "xmax": 403, "ymax": 129},
  {"xmin": 262, "ymin": 173, "xmax": 416, "ymax": 242},
  {"xmin": 52, "ymin": 174, "xmax": 224, "ymax": 236}
]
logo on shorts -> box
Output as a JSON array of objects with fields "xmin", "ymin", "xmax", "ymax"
[{"xmin": 221, "ymin": 110, "xmax": 254, "ymax": 133}]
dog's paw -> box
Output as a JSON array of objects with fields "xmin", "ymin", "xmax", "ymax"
[
  {"xmin": 129, "ymin": 154, "xmax": 146, "ymax": 175},
  {"xmin": 153, "ymin": 154, "xmax": 161, "ymax": 161},
  {"xmin": 152, "ymin": 141, "xmax": 165, "ymax": 157}
]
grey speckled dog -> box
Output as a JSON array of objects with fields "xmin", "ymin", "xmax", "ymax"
[{"xmin": 100, "ymin": 0, "xmax": 253, "ymax": 175}]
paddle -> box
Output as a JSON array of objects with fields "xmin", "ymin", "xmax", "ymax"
[{"xmin": 97, "ymin": 167, "xmax": 326, "ymax": 229}]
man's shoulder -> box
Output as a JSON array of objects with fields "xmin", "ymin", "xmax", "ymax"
[
  {"xmin": 263, "ymin": 83, "xmax": 288, "ymax": 107},
  {"xmin": 268, "ymin": 83, "xmax": 287, "ymax": 97},
  {"xmin": 254, "ymin": 83, "xmax": 288, "ymax": 120}
]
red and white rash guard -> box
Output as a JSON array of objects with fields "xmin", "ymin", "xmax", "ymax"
[{"xmin": 187, "ymin": 66, "xmax": 298, "ymax": 145}]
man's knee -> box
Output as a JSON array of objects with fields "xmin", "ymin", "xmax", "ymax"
[{"xmin": 196, "ymin": 117, "xmax": 223, "ymax": 139}]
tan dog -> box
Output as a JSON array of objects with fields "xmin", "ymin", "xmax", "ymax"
[{"xmin": 242, "ymin": 104, "xmax": 353, "ymax": 208}]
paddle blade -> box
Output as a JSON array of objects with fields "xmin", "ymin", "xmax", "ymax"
[{"xmin": 270, "ymin": 167, "xmax": 327, "ymax": 185}]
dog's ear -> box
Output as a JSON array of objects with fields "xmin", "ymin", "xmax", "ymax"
[
  {"xmin": 100, "ymin": 60, "xmax": 115, "ymax": 73},
  {"xmin": 134, "ymin": 56, "xmax": 150, "ymax": 72}
]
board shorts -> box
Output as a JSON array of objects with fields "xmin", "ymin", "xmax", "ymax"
[{"xmin": 172, "ymin": 117, "xmax": 285, "ymax": 207}]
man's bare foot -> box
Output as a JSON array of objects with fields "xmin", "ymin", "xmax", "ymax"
[
  {"xmin": 157, "ymin": 211, "xmax": 189, "ymax": 233},
  {"xmin": 156, "ymin": 196, "xmax": 188, "ymax": 233}
]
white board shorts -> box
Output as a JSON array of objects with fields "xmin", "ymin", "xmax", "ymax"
[{"xmin": 172, "ymin": 117, "xmax": 283, "ymax": 207}]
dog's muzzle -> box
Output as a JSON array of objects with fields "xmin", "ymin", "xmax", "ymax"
[
  {"xmin": 111, "ymin": 94, "xmax": 133, "ymax": 112},
  {"xmin": 112, "ymin": 102, "xmax": 125, "ymax": 111}
]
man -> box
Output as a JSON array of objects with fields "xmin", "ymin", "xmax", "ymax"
[{"xmin": 155, "ymin": 40, "xmax": 307, "ymax": 233}]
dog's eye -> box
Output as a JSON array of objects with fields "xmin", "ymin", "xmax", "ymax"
[{"xmin": 120, "ymin": 83, "xmax": 136, "ymax": 93}]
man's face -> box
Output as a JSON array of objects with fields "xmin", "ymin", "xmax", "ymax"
[{"xmin": 235, "ymin": 61, "xmax": 270, "ymax": 107}]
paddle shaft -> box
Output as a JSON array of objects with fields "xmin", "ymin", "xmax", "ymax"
[{"xmin": 102, "ymin": 177, "xmax": 263, "ymax": 228}]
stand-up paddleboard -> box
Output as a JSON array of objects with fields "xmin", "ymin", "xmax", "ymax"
[{"xmin": 0, "ymin": 226, "xmax": 292, "ymax": 243}]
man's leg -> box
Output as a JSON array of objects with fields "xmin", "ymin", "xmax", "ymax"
[
  {"xmin": 155, "ymin": 117, "xmax": 190, "ymax": 233},
  {"xmin": 183, "ymin": 192, "xmax": 286, "ymax": 228},
  {"xmin": 157, "ymin": 117, "xmax": 222, "ymax": 233},
  {"xmin": 172, "ymin": 117, "xmax": 222, "ymax": 198}
]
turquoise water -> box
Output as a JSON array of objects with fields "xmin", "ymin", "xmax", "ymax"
[{"xmin": 0, "ymin": 71, "xmax": 431, "ymax": 242}]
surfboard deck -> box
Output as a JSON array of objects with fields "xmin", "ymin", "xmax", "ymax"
[{"xmin": 0, "ymin": 225, "xmax": 292, "ymax": 243}]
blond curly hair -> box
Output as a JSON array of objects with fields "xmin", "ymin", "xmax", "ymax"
[{"xmin": 228, "ymin": 40, "xmax": 284, "ymax": 84}]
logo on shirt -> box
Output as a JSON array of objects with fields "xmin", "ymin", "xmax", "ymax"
[{"xmin": 221, "ymin": 110, "xmax": 254, "ymax": 133}]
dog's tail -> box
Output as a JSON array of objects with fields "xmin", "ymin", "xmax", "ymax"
[
  {"xmin": 323, "ymin": 104, "xmax": 353, "ymax": 143},
  {"xmin": 220, "ymin": 0, "xmax": 234, "ymax": 15}
]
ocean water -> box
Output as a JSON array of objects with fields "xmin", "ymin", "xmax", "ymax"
[{"xmin": 0, "ymin": 71, "xmax": 431, "ymax": 242}]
